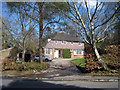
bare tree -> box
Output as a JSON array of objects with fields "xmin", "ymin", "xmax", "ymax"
[
  {"xmin": 56, "ymin": 1, "xmax": 120, "ymax": 70},
  {"xmin": 3, "ymin": 2, "xmax": 36, "ymax": 62}
]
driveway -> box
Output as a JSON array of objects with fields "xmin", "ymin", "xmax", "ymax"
[
  {"xmin": 33, "ymin": 58, "xmax": 81, "ymax": 78},
  {"xmin": 2, "ymin": 58, "xmax": 82, "ymax": 79}
]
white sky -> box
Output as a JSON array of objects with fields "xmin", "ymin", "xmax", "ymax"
[{"xmin": 78, "ymin": 0, "xmax": 99, "ymax": 8}]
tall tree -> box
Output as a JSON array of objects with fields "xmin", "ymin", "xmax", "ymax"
[
  {"xmin": 23, "ymin": 2, "xmax": 69, "ymax": 63},
  {"xmin": 3, "ymin": 2, "xmax": 37, "ymax": 62},
  {"xmin": 56, "ymin": 1, "xmax": 120, "ymax": 70}
]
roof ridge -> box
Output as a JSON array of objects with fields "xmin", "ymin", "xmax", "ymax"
[{"xmin": 52, "ymin": 32, "xmax": 83, "ymax": 42}]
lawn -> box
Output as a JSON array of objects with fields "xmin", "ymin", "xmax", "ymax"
[
  {"xmin": 71, "ymin": 58, "xmax": 112, "ymax": 68},
  {"xmin": 71, "ymin": 58, "xmax": 85, "ymax": 68}
]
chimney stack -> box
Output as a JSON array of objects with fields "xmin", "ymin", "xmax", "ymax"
[{"xmin": 76, "ymin": 34, "xmax": 79, "ymax": 37}]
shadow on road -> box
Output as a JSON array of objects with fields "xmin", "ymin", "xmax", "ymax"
[{"xmin": 2, "ymin": 79, "xmax": 118, "ymax": 90}]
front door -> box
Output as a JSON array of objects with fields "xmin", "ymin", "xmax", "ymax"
[
  {"xmin": 59, "ymin": 49, "xmax": 63, "ymax": 58},
  {"xmin": 54, "ymin": 50, "xmax": 59, "ymax": 58}
]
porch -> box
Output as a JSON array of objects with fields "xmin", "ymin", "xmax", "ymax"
[{"xmin": 54, "ymin": 49, "xmax": 63, "ymax": 58}]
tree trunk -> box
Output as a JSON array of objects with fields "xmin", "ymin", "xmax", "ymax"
[
  {"xmin": 22, "ymin": 48, "xmax": 26, "ymax": 70},
  {"xmin": 38, "ymin": 2, "xmax": 43, "ymax": 63},
  {"xmin": 93, "ymin": 44, "xmax": 109, "ymax": 70},
  {"xmin": 22, "ymin": 48, "xmax": 26, "ymax": 62},
  {"xmin": 39, "ymin": 42, "xmax": 43, "ymax": 63}
]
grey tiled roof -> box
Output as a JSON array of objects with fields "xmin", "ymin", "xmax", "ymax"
[
  {"xmin": 42, "ymin": 32, "xmax": 84, "ymax": 47},
  {"xmin": 52, "ymin": 32, "xmax": 83, "ymax": 42}
]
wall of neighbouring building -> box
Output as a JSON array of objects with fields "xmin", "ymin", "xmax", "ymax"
[
  {"xmin": 0, "ymin": 47, "xmax": 14, "ymax": 63},
  {"xmin": 43, "ymin": 48, "xmax": 55, "ymax": 58}
]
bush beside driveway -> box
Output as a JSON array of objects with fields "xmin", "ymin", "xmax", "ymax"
[{"xmin": 71, "ymin": 58, "xmax": 119, "ymax": 76}]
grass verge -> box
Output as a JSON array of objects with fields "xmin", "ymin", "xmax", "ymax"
[{"xmin": 71, "ymin": 58, "xmax": 85, "ymax": 68}]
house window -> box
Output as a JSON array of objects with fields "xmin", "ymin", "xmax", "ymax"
[
  {"xmin": 62, "ymin": 41, "xmax": 67, "ymax": 44},
  {"xmin": 71, "ymin": 42, "xmax": 73, "ymax": 45},
  {"xmin": 56, "ymin": 41, "xmax": 58, "ymax": 44},
  {"xmin": 45, "ymin": 48, "xmax": 52, "ymax": 55},
  {"xmin": 78, "ymin": 42, "xmax": 82, "ymax": 46},
  {"xmin": 74, "ymin": 49, "xmax": 83, "ymax": 55}
]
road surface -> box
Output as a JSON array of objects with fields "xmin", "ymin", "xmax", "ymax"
[{"xmin": 1, "ymin": 78, "xmax": 119, "ymax": 90}]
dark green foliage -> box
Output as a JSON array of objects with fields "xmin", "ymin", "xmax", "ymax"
[{"xmin": 62, "ymin": 49, "xmax": 71, "ymax": 58}]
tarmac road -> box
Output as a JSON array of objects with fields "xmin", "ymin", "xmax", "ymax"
[{"xmin": 1, "ymin": 78, "xmax": 119, "ymax": 89}]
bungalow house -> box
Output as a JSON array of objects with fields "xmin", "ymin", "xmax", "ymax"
[{"xmin": 43, "ymin": 32, "xmax": 84, "ymax": 59}]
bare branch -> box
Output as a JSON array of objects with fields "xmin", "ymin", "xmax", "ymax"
[
  {"xmin": 51, "ymin": 3, "xmax": 84, "ymax": 29},
  {"xmin": 2, "ymin": 21, "xmax": 23, "ymax": 48},
  {"xmin": 90, "ymin": 1, "xmax": 99, "ymax": 22},
  {"xmin": 24, "ymin": 3, "xmax": 35, "ymax": 39},
  {"xmin": 25, "ymin": 12, "xmax": 39, "ymax": 22},
  {"xmin": 78, "ymin": 31, "xmax": 90, "ymax": 44},
  {"xmin": 93, "ymin": 3, "xmax": 104, "ymax": 23},
  {"xmin": 26, "ymin": 2, "xmax": 39, "ymax": 12},
  {"xmin": 72, "ymin": 0, "xmax": 90, "ymax": 43},
  {"xmin": 66, "ymin": 2, "xmax": 76, "ymax": 11},
  {"xmin": 43, "ymin": 20, "xmax": 60, "ymax": 31},
  {"xmin": 85, "ymin": 0, "xmax": 91, "ymax": 21},
  {"xmin": 8, "ymin": 12, "xmax": 22, "ymax": 28},
  {"xmin": 94, "ymin": 5, "xmax": 120, "ymax": 30},
  {"xmin": 66, "ymin": 2, "xmax": 81, "ymax": 24},
  {"xmin": 72, "ymin": 1, "xmax": 87, "ymax": 30},
  {"xmin": 77, "ymin": 2, "xmax": 82, "ymax": 11},
  {"xmin": 24, "ymin": 24, "xmax": 38, "ymax": 39},
  {"xmin": 96, "ymin": 15, "xmax": 115, "ymax": 42},
  {"xmin": 23, "ymin": 2, "xmax": 28, "ymax": 29},
  {"xmin": 97, "ymin": 36, "xmax": 107, "ymax": 43}
]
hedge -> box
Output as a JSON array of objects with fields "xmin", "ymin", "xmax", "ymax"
[{"xmin": 63, "ymin": 49, "xmax": 71, "ymax": 58}]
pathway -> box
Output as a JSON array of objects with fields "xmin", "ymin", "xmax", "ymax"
[{"xmin": 40, "ymin": 58, "xmax": 81, "ymax": 77}]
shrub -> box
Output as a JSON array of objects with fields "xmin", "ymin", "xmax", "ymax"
[
  {"xmin": 2, "ymin": 60, "xmax": 48, "ymax": 71},
  {"xmin": 63, "ymin": 49, "xmax": 71, "ymax": 58},
  {"xmin": 2, "ymin": 61, "xmax": 23, "ymax": 71},
  {"xmin": 101, "ymin": 45, "xmax": 120, "ymax": 70},
  {"xmin": 24, "ymin": 62, "xmax": 48, "ymax": 71},
  {"xmin": 84, "ymin": 45, "xmax": 120, "ymax": 71}
]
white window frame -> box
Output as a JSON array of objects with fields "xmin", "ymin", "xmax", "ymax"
[
  {"xmin": 62, "ymin": 41, "xmax": 67, "ymax": 45},
  {"xmin": 78, "ymin": 42, "xmax": 82, "ymax": 46},
  {"xmin": 45, "ymin": 48, "xmax": 53, "ymax": 55},
  {"xmin": 74, "ymin": 49, "xmax": 83, "ymax": 55},
  {"xmin": 55, "ymin": 41, "xmax": 58, "ymax": 44},
  {"xmin": 71, "ymin": 42, "xmax": 73, "ymax": 45}
]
